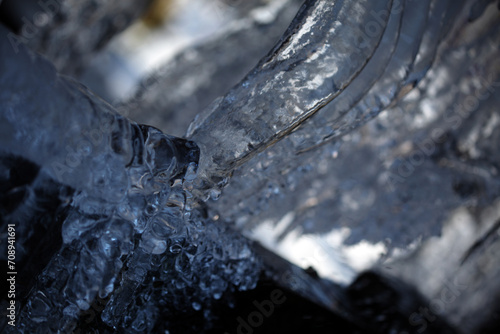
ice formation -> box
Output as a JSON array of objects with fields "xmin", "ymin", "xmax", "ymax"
[
  {"xmin": 5, "ymin": 119, "xmax": 262, "ymax": 333},
  {"xmin": 2, "ymin": 0, "xmax": 499, "ymax": 333},
  {"xmin": 0, "ymin": 28, "xmax": 262, "ymax": 333}
]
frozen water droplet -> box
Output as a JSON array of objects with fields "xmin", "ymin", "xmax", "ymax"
[
  {"xmin": 132, "ymin": 310, "xmax": 148, "ymax": 331},
  {"xmin": 239, "ymin": 246, "xmax": 251, "ymax": 259},
  {"xmin": 169, "ymin": 243, "xmax": 182, "ymax": 254},
  {"xmin": 192, "ymin": 220, "xmax": 205, "ymax": 231},
  {"xmin": 101, "ymin": 279, "xmax": 115, "ymax": 299},
  {"xmin": 143, "ymin": 126, "xmax": 179, "ymax": 179},
  {"xmin": 175, "ymin": 253, "xmax": 191, "ymax": 274},
  {"xmin": 140, "ymin": 233, "xmax": 168, "ymax": 254},
  {"xmin": 151, "ymin": 218, "xmax": 175, "ymax": 238},
  {"xmin": 76, "ymin": 299, "xmax": 90, "ymax": 311},
  {"xmin": 145, "ymin": 203, "xmax": 158, "ymax": 216},
  {"xmin": 29, "ymin": 292, "xmax": 51, "ymax": 322},
  {"xmin": 192, "ymin": 301, "xmax": 202, "ymax": 311},
  {"xmin": 209, "ymin": 189, "xmax": 221, "ymax": 201},
  {"xmin": 63, "ymin": 304, "xmax": 80, "ymax": 318},
  {"xmin": 184, "ymin": 162, "xmax": 198, "ymax": 182},
  {"xmin": 166, "ymin": 190, "xmax": 185, "ymax": 209},
  {"xmin": 175, "ymin": 280, "xmax": 186, "ymax": 290},
  {"xmin": 134, "ymin": 217, "xmax": 148, "ymax": 234}
]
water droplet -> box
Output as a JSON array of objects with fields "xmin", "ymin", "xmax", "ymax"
[
  {"xmin": 151, "ymin": 218, "xmax": 175, "ymax": 238},
  {"xmin": 140, "ymin": 234, "xmax": 167, "ymax": 255},
  {"xmin": 192, "ymin": 302, "xmax": 202, "ymax": 311},
  {"xmin": 169, "ymin": 243, "xmax": 182, "ymax": 254},
  {"xmin": 209, "ymin": 189, "xmax": 221, "ymax": 201},
  {"xmin": 76, "ymin": 299, "xmax": 90, "ymax": 311},
  {"xmin": 145, "ymin": 203, "xmax": 158, "ymax": 216}
]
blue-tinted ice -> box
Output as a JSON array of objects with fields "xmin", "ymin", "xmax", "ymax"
[
  {"xmin": 0, "ymin": 28, "xmax": 261, "ymax": 333},
  {"xmin": 2, "ymin": 0, "xmax": 498, "ymax": 332}
]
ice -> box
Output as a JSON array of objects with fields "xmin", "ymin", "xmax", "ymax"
[
  {"xmin": 15, "ymin": 0, "xmax": 153, "ymax": 77},
  {"xmin": 119, "ymin": 0, "xmax": 304, "ymax": 137},
  {"xmin": 210, "ymin": 0, "xmax": 500, "ymax": 287},
  {"xmin": 187, "ymin": 0, "xmax": 395, "ymax": 196},
  {"xmin": 1, "ymin": 26, "xmax": 262, "ymax": 333},
  {"xmin": 5, "ymin": 126, "xmax": 263, "ymax": 331},
  {"xmin": 176, "ymin": 0, "xmax": 499, "ymax": 279},
  {"xmin": 2, "ymin": 0, "xmax": 500, "ymax": 333},
  {"xmin": 182, "ymin": 0, "xmax": 467, "ymax": 202}
]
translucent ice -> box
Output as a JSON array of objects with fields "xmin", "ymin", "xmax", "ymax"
[{"xmin": 1, "ymin": 27, "xmax": 262, "ymax": 333}]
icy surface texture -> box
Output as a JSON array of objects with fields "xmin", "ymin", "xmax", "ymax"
[
  {"xmin": 119, "ymin": 0, "xmax": 304, "ymax": 137},
  {"xmin": 2, "ymin": 0, "xmax": 500, "ymax": 332},
  {"xmin": 209, "ymin": 1, "xmax": 500, "ymax": 280},
  {"xmin": 1, "ymin": 28, "xmax": 261, "ymax": 333},
  {"xmin": 186, "ymin": 0, "xmax": 395, "ymax": 194},
  {"xmin": 166, "ymin": 0, "xmax": 500, "ymax": 282},
  {"xmin": 99, "ymin": 208, "xmax": 261, "ymax": 333},
  {"xmin": 0, "ymin": 155, "xmax": 73, "ymax": 303},
  {"xmin": 184, "ymin": 0, "xmax": 472, "ymax": 200},
  {"xmin": 3, "ymin": 0, "xmax": 152, "ymax": 77}
]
